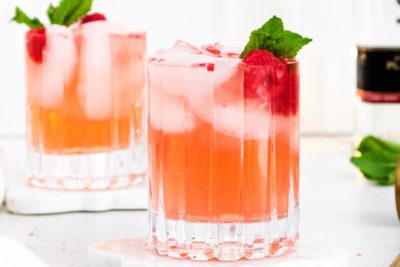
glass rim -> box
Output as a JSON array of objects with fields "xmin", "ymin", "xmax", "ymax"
[
  {"xmin": 148, "ymin": 57, "xmax": 298, "ymax": 69},
  {"xmin": 25, "ymin": 28, "xmax": 146, "ymax": 38}
]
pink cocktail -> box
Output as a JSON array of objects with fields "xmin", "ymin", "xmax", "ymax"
[
  {"xmin": 26, "ymin": 21, "xmax": 146, "ymax": 189},
  {"xmin": 148, "ymin": 41, "xmax": 300, "ymax": 261}
]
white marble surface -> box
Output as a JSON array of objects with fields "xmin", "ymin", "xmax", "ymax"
[
  {"xmin": 88, "ymin": 239, "xmax": 349, "ymax": 267},
  {"xmin": 0, "ymin": 138, "xmax": 147, "ymax": 214},
  {"xmin": 6, "ymin": 184, "xmax": 147, "ymax": 215},
  {"xmin": 0, "ymin": 236, "xmax": 48, "ymax": 267},
  {"xmin": 0, "ymin": 137, "xmax": 398, "ymax": 267}
]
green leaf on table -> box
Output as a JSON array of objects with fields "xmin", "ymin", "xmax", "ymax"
[
  {"xmin": 240, "ymin": 16, "xmax": 312, "ymax": 59},
  {"xmin": 12, "ymin": 7, "xmax": 44, "ymax": 29},
  {"xmin": 357, "ymin": 135, "xmax": 400, "ymax": 154},
  {"xmin": 350, "ymin": 135, "xmax": 400, "ymax": 185}
]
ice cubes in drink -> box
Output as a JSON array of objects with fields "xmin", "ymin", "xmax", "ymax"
[
  {"xmin": 77, "ymin": 21, "xmax": 135, "ymax": 120},
  {"xmin": 40, "ymin": 25, "xmax": 76, "ymax": 107},
  {"xmin": 77, "ymin": 22, "xmax": 114, "ymax": 120},
  {"xmin": 149, "ymin": 41, "xmax": 272, "ymax": 139},
  {"xmin": 129, "ymin": 33, "xmax": 146, "ymax": 99},
  {"xmin": 148, "ymin": 64, "xmax": 195, "ymax": 133}
]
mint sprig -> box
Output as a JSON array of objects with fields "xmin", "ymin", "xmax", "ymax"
[
  {"xmin": 12, "ymin": 0, "xmax": 93, "ymax": 29},
  {"xmin": 12, "ymin": 7, "xmax": 44, "ymax": 29},
  {"xmin": 47, "ymin": 0, "xmax": 93, "ymax": 26},
  {"xmin": 240, "ymin": 16, "xmax": 312, "ymax": 59},
  {"xmin": 351, "ymin": 136, "xmax": 400, "ymax": 185}
]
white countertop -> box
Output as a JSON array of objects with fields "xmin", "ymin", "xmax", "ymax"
[{"xmin": 0, "ymin": 136, "xmax": 398, "ymax": 267}]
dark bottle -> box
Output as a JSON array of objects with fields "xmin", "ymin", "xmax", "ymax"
[{"xmin": 354, "ymin": 0, "xmax": 400, "ymax": 141}]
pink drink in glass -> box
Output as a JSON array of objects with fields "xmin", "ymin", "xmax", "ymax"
[
  {"xmin": 26, "ymin": 22, "xmax": 146, "ymax": 189},
  {"xmin": 148, "ymin": 42, "xmax": 299, "ymax": 260}
]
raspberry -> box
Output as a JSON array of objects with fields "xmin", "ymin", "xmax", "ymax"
[
  {"xmin": 81, "ymin": 13, "xmax": 107, "ymax": 24},
  {"xmin": 243, "ymin": 49, "xmax": 292, "ymax": 114},
  {"xmin": 26, "ymin": 27, "xmax": 46, "ymax": 64}
]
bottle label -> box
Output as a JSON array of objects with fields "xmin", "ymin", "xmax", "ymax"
[{"xmin": 357, "ymin": 47, "xmax": 400, "ymax": 92}]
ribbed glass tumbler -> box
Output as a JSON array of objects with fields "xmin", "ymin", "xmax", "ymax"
[
  {"xmin": 26, "ymin": 27, "xmax": 146, "ymax": 190},
  {"xmin": 148, "ymin": 53, "xmax": 300, "ymax": 261}
]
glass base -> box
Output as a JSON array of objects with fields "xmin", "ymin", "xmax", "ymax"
[
  {"xmin": 27, "ymin": 144, "xmax": 146, "ymax": 190},
  {"xmin": 149, "ymin": 208, "xmax": 299, "ymax": 261}
]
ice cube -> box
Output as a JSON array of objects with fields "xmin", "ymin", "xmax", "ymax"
[
  {"xmin": 150, "ymin": 47, "xmax": 239, "ymax": 99},
  {"xmin": 149, "ymin": 48, "xmax": 188, "ymax": 97},
  {"xmin": 220, "ymin": 46, "xmax": 241, "ymax": 58},
  {"xmin": 77, "ymin": 24, "xmax": 113, "ymax": 120},
  {"xmin": 109, "ymin": 34, "xmax": 135, "ymax": 115},
  {"xmin": 149, "ymin": 64, "xmax": 195, "ymax": 133},
  {"xmin": 116, "ymin": 33, "xmax": 147, "ymax": 115},
  {"xmin": 26, "ymin": 55, "xmax": 43, "ymax": 106},
  {"xmin": 78, "ymin": 21, "xmax": 128, "ymax": 35},
  {"xmin": 149, "ymin": 47, "xmax": 210, "ymax": 97},
  {"xmin": 173, "ymin": 40, "xmax": 203, "ymax": 54},
  {"xmin": 41, "ymin": 25, "xmax": 76, "ymax": 107},
  {"xmin": 149, "ymin": 42, "xmax": 242, "ymax": 125},
  {"xmin": 213, "ymin": 103, "xmax": 270, "ymax": 140},
  {"xmin": 149, "ymin": 86, "xmax": 195, "ymax": 133},
  {"xmin": 201, "ymin": 42, "xmax": 223, "ymax": 56},
  {"xmin": 201, "ymin": 43, "xmax": 241, "ymax": 58},
  {"xmin": 185, "ymin": 59, "xmax": 242, "ymax": 123},
  {"xmin": 213, "ymin": 61, "xmax": 243, "ymax": 104},
  {"xmin": 185, "ymin": 65, "xmax": 214, "ymax": 121},
  {"xmin": 129, "ymin": 33, "xmax": 146, "ymax": 95}
]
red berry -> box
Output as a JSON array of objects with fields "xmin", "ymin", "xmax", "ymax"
[
  {"xmin": 276, "ymin": 62, "xmax": 299, "ymax": 115},
  {"xmin": 202, "ymin": 43, "xmax": 222, "ymax": 56},
  {"xmin": 81, "ymin": 13, "xmax": 107, "ymax": 24},
  {"xmin": 26, "ymin": 27, "xmax": 46, "ymax": 64},
  {"xmin": 243, "ymin": 49, "xmax": 288, "ymax": 111}
]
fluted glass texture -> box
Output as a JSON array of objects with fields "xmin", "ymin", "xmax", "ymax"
[
  {"xmin": 26, "ymin": 28, "xmax": 146, "ymax": 190},
  {"xmin": 148, "ymin": 58, "xmax": 299, "ymax": 261}
]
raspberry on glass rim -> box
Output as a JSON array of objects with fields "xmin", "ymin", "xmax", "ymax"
[
  {"xmin": 26, "ymin": 27, "xmax": 46, "ymax": 63},
  {"xmin": 81, "ymin": 13, "xmax": 107, "ymax": 24},
  {"xmin": 242, "ymin": 49, "xmax": 287, "ymax": 100}
]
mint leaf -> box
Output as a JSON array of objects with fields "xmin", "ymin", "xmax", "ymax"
[
  {"xmin": 12, "ymin": 7, "xmax": 44, "ymax": 29},
  {"xmin": 240, "ymin": 16, "xmax": 312, "ymax": 59},
  {"xmin": 279, "ymin": 30, "xmax": 312, "ymax": 59},
  {"xmin": 47, "ymin": 4, "xmax": 56, "ymax": 24},
  {"xmin": 350, "ymin": 135, "xmax": 400, "ymax": 185},
  {"xmin": 260, "ymin": 16, "xmax": 284, "ymax": 36},
  {"xmin": 48, "ymin": 0, "xmax": 93, "ymax": 26}
]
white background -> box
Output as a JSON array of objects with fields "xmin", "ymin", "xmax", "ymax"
[{"xmin": 1, "ymin": 0, "xmax": 394, "ymax": 136}]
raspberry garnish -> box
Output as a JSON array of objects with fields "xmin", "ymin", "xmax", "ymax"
[
  {"xmin": 26, "ymin": 27, "xmax": 46, "ymax": 64},
  {"xmin": 243, "ymin": 49, "xmax": 287, "ymax": 100},
  {"xmin": 81, "ymin": 13, "xmax": 107, "ymax": 24},
  {"xmin": 243, "ymin": 49, "xmax": 287, "ymax": 67},
  {"xmin": 243, "ymin": 49, "xmax": 299, "ymax": 115}
]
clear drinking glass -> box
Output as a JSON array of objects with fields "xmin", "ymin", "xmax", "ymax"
[
  {"xmin": 148, "ymin": 43, "xmax": 300, "ymax": 261},
  {"xmin": 26, "ymin": 25, "xmax": 146, "ymax": 190}
]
